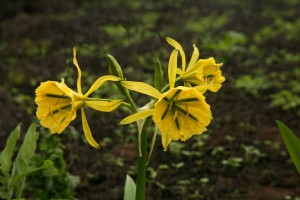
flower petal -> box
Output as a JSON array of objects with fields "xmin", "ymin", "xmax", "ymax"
[
  {"xmin": 85, "ymin": 99, "xmax": 122, "ymax": 112},
  {"xmin": 187, "ymin": 44, "xmax": 199, "ymax": 70},
  {"xmin": 121, "ymin": 81, "xmax": 161, "ymax": 99},
  {"xmin": 168, "ymin": 49, "xmax": 178, "ymax": 89},
  {"xmin": 35, "ymin": 81, "xmax": 78, "ymax": 134},
  {"xmin": 85, "ymin": 75, "xmax": 121, "ymax": 97},
  {"xmin": 73, "ymin": 47, "xmax": 83, "ymax": 95},
  {"xmin": 166, "ymin": 37, "xmax": 186, "ymax": 72},
  {"xmin": 81, "ymin": 107, "xmax": 100, "ymax": 148},
  {"xmin": 119, "ymin": 109, "xmax": 155, "ymax": 125}
]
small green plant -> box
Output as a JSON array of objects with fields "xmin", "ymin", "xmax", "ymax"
[
  {"xmin": 0, "ymin": 124, "xmax": 55, "ymax": 200},
  {"xmin": 242, "ymin": 145, "xmax": 265, "ymax": 164},
  {"xmin": 271, "ymin": 90, "xmax": 300, "ymax": 116},
  {"xmin": 221, "ymin": 157, "xmax": 243, "ymax": 168},
  {"xmin": 26, "ymin": 128, "xmax": 79, "ymax": 200},
  {"xmin": 234, "ymin": 73, "xmax": 270, "ymax": 96}
]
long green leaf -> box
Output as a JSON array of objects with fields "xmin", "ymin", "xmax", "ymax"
[
  {"xmin": 124, "ymin": 175, "xmax": 136, "ymax": 200},
  {"xmin": 0, "ymin": 124, "xmax": 21, "ymax": 177},
  {"xmin": 154, "ymin": 58, "xmax": 163, "ymax": 92},
  {"xmin": 276, "ymin": 120, "xmax": 300, "ymax": 174},
  {"xmin": 10, "ymin": 123, "xmax": 39, "ymax": 199}
]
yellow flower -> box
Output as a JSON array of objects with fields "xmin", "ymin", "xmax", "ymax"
[
  {"xmin": 35, "ymin": 48, "xmax": 122, "ymax": 148},
  {"xmin": 200, "ymin": 57, "xmax": 225, "ymax": 92},
  {"xmin": 153, "ymin": 86, "xmax": 212, "ymax": 149},
  {"xmin": 166, "ymin": 37, "xmax": 225, "ymax": 92},
  {"xmin": 119, "ymin": 82, "xmax": 212, "ymax": 150}
]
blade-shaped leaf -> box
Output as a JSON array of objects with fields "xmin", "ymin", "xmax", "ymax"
[
  {"xmin": 155, "ymin": 58, "xmax": 163, "ymax": 92},
  {"xmin": 124, "ymin": 175, "xmax": 136, "ymax": 200},
  {"xmin": 276, "ymin": 120, "xmax": 300, "ymax": 174},
  {"xmin": 11, "ymin": 123, "xmax": 39, "ymax": 198},
  {"xmin": 0, "ymin": 124, "xmax": 21, "ymax": 177}
]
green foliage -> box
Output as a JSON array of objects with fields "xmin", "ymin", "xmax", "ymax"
[
  {"xmin": 0, "ymin": 124, "xmax": 55, "ymax": 200},
  {"xmin": 11, "ymin": 124, "xmax": 40, "ymax": 199},
  {"xmin": 242, "ymin": 145, "xmax": 265, "ymax": 164},
  {"xmin": 0, "ymin": 124, "xmax": 20, "ymax": 179},
  {"xmin": 205, "ymin": 31, "xmax": 247, "ymax": 55},
  {"xmin": 271, "ymin": 90, "xmax": 300, "ymax": 116},
  {"xmin": 234, "ymin": 73, "xmax": 270, "ymax": 96},
  {"xmin": 124, "ymin": 175, "xmax": 136, "ymax": 200},
  {"xmin": 26, "ymin": 128, "xmax": 79, "ymax": 200},
  {"xmin": 277, "ymin": 121, "xmax": 300, "ymax": 174},
  {"xmin": 221, "ymin": 157, "xmax": 243, "ymax": 168}
]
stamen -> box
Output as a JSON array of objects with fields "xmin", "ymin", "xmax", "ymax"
[
  {"xmin": 175, "ymin": 117, "xmax": 180, "ymax": 130},
  {"xmin": 52, "ymin": 104, "xmax": 72, "ymax": 115},
  {"xmin": 175, "ymin": 97, "xmax": 199, "ymax": 103},
  {"xmin": 163, "ymin": 97, "xmax": 170, "ymax": 103},
  {"xmin": 173, "ymin": 104, "xmax": 198, "ymax": 121},
  {"xmin": 46, "ymin": 94, "xmax": 70, "ymax": 99},
  {"xmin": 161, "ymin": 103, "xmax": 171, "ymax": 120},
  {"xmin": 169, "ymin": 90, "xmax": 181, "ymax": 101}
]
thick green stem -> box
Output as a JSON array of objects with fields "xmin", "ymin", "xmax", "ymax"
[
  {"xmin": 116, "ymin": 82, "xmax": 138, "ymax": 113},
  {"xmin": 135, "ymin": 118, "xmax": 151, "ymax": 200},
  {"xmin": 161, "ymin": 77, "xmax": 183, "ymax": 93}
]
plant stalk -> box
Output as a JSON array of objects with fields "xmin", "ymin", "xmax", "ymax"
[{"xmin": 135, "ymin": 117, "xmax": 151, "ymax": 200}]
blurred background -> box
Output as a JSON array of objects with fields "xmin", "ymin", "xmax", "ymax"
[{"xmin": 0, "ymin": 0, "xmax": 300, "ymax": 199}]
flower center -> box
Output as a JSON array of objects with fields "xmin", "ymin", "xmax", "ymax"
[{"xmin": 160, "ymin": 89, "xmax": 199, "ymax": 130}]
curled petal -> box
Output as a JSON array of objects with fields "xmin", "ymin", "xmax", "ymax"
[
  {"xmin": 73, "ymin": 47, "xmax": 83, "ymax": 95},
  {"xmin": 187, "ymin": 44, "xmax": 200, "ymax": 70},
  {"xmin": 119, "ymin": 109, "xmax": 155, "ymax": 125},
  {"xmin": 81, "ymin": 107, "xmax": 100, "ymax": 148},
  {"xmin": 121, "ymin": 81, "xmax": 162, "ymax": 99},
  {"xmin": 85, "ymin": 99, "xmax": 122, "ymax": 112},
  {"xmin": 85, "ymin": 75, "xmax": 121, "ymax": 97},
  {"xmin": 166, "ymin": 37, "xmax": 186, "ymax": 72}
]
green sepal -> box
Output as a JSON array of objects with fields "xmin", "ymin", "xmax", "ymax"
[
  {"xmin": 107, "ymin": 54, "xmax": 124, "ymax": 79},
  {"xmin": 276, "ymin": 120, "xmax": 300, "ymax": 174}
]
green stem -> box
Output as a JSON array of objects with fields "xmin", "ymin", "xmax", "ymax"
[
  {"xmin": 135, "ymin": 117, "xmax": 151, "ymax": 200},
  {"xmin": 161, "ymin": 77, "xmax": 183, "ymax": 93},
  {"xmin": 116, "ymin": 82, "xmax": 138, "ymax": 113}
]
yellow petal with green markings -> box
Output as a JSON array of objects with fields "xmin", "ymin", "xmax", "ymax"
[
  {"xmin": 168, "ymin": 49, "xmax": 178, "ymax": 89},
  {"xmin": 121, "ymin": 81, "xmax": 161, "ymax": 99},
  {"xmin": 81, "ymin": 107, "xmax": 99, "ymax": 148},
  {"xmin": 166, "ymin": 37, "xmax": 186, "ymax": 72},
  {"xmin": 85, "ymin": 99, "xmax": 122, "ymax": 112},
  {"xmin": 119, "ymin": 109, "xmax": 155, "ymax": 125},
  {"xmin": 84, "ymin": 75, "xmax": 121, "ymax": 97},
  {"xmin": 73, "ymin": 47, "xmax": 83, "ymax": 95}
]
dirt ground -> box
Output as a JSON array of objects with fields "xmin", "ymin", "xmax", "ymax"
[{"xmin": 0, "ymin": 0, "xmax": 300, "ymax": 199}]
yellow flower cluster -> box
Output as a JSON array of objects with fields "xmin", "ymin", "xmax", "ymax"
[
  {"xmin": 120, "ymin": 38, "xmax": 225, "ymax": 150},
  {"xmin": 35, "ymin": 38, "xmax": 225, "ymax": 150}
]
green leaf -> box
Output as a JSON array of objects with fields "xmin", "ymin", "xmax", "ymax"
[
  {"xmin": 10, "ymin": 123, "xmax": 39, "ymax": 199},
  {"xmin": 155, "ymin": 58, "xmax": 163, "ymax": 92},
  {"xmin": 0, "ymin": 124, "xmax": 21, "ymax": 177},
  {"xmin": 276, "ymin": 120, "xmax": 300, "ymax": 174},
  {"xmin": 124, "ymin": 175, "xmax": 136, "ymax": 200},
  {"xmin": 0, "ymin": 191, "xmax": 9, "ymax": 199}
]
